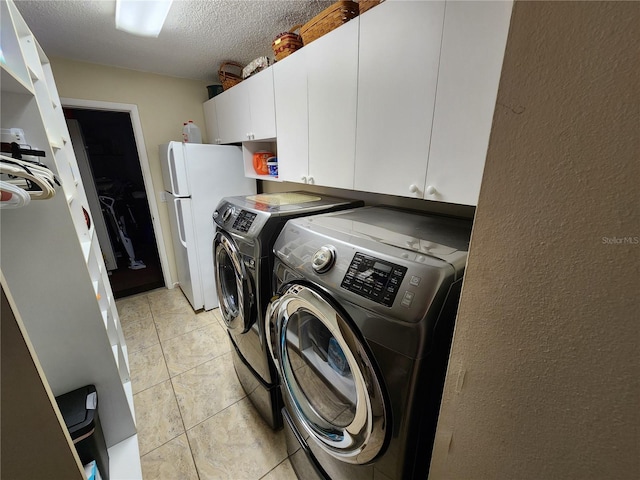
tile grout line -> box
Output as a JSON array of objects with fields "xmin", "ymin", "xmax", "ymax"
[
  {"xmin": 257, "ymin": 456, "xmax": 291, "ymax": 480},
  {"xmin": 135, "ymin": 293, "xmax": 197, "ymax": 478},
  {"xmin": 151, "ymin": 297, "xmax": 202, "ymax": 480},
  {"xmin": 182, "ymin": 393, "xmax": 249, "ymax": 433}
]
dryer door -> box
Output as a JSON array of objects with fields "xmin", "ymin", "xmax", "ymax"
[
  {"xmin": 268, "ymin": 283, "xmax": 388, "ymax": 464},
  {"xmin": 214, "ymin": 231, "xmax": 254, "ymax": 332}
]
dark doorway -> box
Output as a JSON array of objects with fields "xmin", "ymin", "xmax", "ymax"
[{"xmin": 64, "ymin": 108, "xmax": 164, "ymax": 298}]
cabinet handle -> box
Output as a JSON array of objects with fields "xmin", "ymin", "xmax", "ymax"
[
  {"xmin": 307, "ymin": 176, "xmax": 314, "ymax": 185},
  {"xmin": 409, "ymin": 184, "xmax": 421, "ymax": 195},
  {"xmin": 301, "ymin": 176, "xmax": 308, "ymax": 184},
  {"xmin": 425, "ymin": 185, "xmax": 437, "ymax": 196}
]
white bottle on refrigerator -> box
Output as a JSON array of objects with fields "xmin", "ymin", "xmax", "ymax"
[{"xmin": 182, "ymin": 120, "xmax": 202, "ymax": 143}]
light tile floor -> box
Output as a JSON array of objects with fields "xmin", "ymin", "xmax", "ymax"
[{"xmin": 116, "ymin": 287, "xmax": 298, "ymax": 480}]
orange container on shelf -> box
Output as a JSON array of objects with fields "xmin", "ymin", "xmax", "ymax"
[{"xmin": 252, "ymin": 151, "xmax": 273, "ymax": 175}]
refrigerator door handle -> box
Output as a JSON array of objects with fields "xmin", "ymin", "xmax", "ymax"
[
  {"xmin": 173, "ymin": 198, "xmax": 188, "ymax": 248},
  {"xmin": 168, "ymin": 142, "xmax": 179, "ymax": 194}
]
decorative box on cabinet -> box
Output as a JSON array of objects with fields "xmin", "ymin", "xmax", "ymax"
[
  {"xmin": 214, "ymin": 67, "xmax": 276, "ymax": 144},
  {"xmin": 0, "ymin": 1, "xmax": 142, "ymax": 478}
]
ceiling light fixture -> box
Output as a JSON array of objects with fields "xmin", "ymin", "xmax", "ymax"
[{"xmin": 115, "ymin": 0, "xmax": 173, "ymax": 37}]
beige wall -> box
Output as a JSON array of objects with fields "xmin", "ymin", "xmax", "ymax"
[
  {"xmin": 430, "ymin": 1, "xmax": 639, "ymax": 479},
  {"xmin": 50, "ymin": 57, "xmax": 210, "ymax": 284}
]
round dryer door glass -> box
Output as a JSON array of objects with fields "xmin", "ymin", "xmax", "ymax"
[
  {"xmin": 217, "ymin": 248, "xmax": 239, "ymax": 315},
  {"xmin": 273, "ymin": 284, "xmax": 387, "ymax": 464},
  {"xmin": 285, "ymin": 310, "xmax": 356, "ymax": 428},
  {"xmin": 214, "ymin": 232, "xmax": 253, "ymax": 332}
]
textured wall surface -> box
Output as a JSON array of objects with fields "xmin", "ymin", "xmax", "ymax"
[
  {"xmin": 50, "ymin": 57, "xmax": 210, "ymax": 284},
  {"xmin": 430, "ymin": 1, "xmax": 639, "ymax": 479}
]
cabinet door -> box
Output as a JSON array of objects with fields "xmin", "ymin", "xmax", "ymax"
[
  {"xmin": 354, "ymin": 0, "xmax": 445, "ymax": 198},
  {"xmin": 273, "ymin": 49, "xmax": 309, "ymax": 183},
  {"xmin": 306, "ymin": 18, "xmax": 359, "ymax": 189},
  {"xmin": 203, "ymin": 97, "xmax": 220, "ymax": 144},
  {"xmin": 425, "ymin": 0, "xmax": 513, "ymax": 205},
  {"xmin": 216, "ymin": 82, "xmax": 251, "ymax": 144},
  {"xmin": 246, "ymin": 68, "xmax": 276, "ymax": 140}
]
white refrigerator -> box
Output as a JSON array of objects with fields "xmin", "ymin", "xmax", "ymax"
[{"xmin": 160, "ymin": 141, "xmax": 256, "ymax": 310}]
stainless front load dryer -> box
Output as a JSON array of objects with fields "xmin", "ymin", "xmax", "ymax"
[
  {"xmin": 213, "ymin": 192, "xmax": 363, "ymax": 429},
  {"xmin": 266, "ymin": 206, "xmax": 472, "ymax": 479}
]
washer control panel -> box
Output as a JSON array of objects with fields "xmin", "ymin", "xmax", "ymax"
[
  {"xmin": 232, "ymin": 210, "xmax": 257, "ymax": 233},
  {"xmin": 341, "ymin": 252, "xmax": 407, "ymax": 307}
]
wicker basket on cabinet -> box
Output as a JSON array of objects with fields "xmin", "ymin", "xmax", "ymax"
[
  {"xmin": 272, "ymin": 25, "xmax": 304, "ymax": 61},
  {"xmin": 218, "ymin": 61, "xmax": 244, "ymax": 90},
  {"xmin": 359, "ymin": 0, "xmax": 382, "ymax": 15},
  {"xmin": 300, "ymin": 1, "xmax": 359, "ymax": 45}
]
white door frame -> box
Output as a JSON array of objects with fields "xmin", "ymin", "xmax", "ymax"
[{"xmin": 61, "ymin": 97, "xmax": 172, "ymax": 290}]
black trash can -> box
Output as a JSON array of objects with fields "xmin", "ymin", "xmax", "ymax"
[{"xmin": 55, "ymin": 385, "xmax": 109, "ymax": 480}]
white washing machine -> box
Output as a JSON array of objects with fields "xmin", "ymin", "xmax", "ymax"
[
  {"xmin": 266, "ymin": 206, "xmax": 472, "ymax": 479},
  {"xmin": 212, "ymin": 192, "xmax": 363, "ymax": 429}
]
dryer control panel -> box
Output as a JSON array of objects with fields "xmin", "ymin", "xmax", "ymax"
[
  {"xmin": 341, "ymin": 253, "xmax": 407, "ymax": 307},
  {"xmin": 232, "ymin": 210, "xmax": 257, "ymax": 233}
]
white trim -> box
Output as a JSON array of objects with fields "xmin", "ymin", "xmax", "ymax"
[{"xmin": 60, "ymin": 97, "xmax": 172, "ymax": 290}]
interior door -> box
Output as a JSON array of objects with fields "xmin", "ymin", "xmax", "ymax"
[
  {"xmin": 268, "ymin": 283, "xmax": 388, "ymax": 464},
  {"xmin": 66, "ymin": 118, "xmax": 117, "ymax": 270}
]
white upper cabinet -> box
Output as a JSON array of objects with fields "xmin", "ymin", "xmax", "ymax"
[
  {"xmin": 248, "ymin": 67, "xmax": 277, "ymax": 140},
  {"xmin": 215, "ymin": 81, "xmax": 251, "ymax": 144},
  {"xmin": 208, "ymin": 0, "xmax": 512, "ymax": 206},
  {"xmin": 273, "ymin": 48, "xmax": 310, "ymax": 183},
  {"xmin": 306, "ymin": 18, "xmax": 359, "ymax": 189},
  {"xmin": 354, "ymin": 0, "xmax": 446, "ymax": 198},
  {"xmin": 203, "ymin": 95, "xmax": 220, "ymax": 144},
  {"xmin": 424, "ymin": 0, "xmax": 513, "ymax": 205},
  {"xmin": 215, "ymin": 68, "xmax": 276, "ymax": 144}
]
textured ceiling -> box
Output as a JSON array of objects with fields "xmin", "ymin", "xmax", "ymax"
[{"xmin": 13, "ymin": 0, "xmax": 334, "ymax": 82}]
